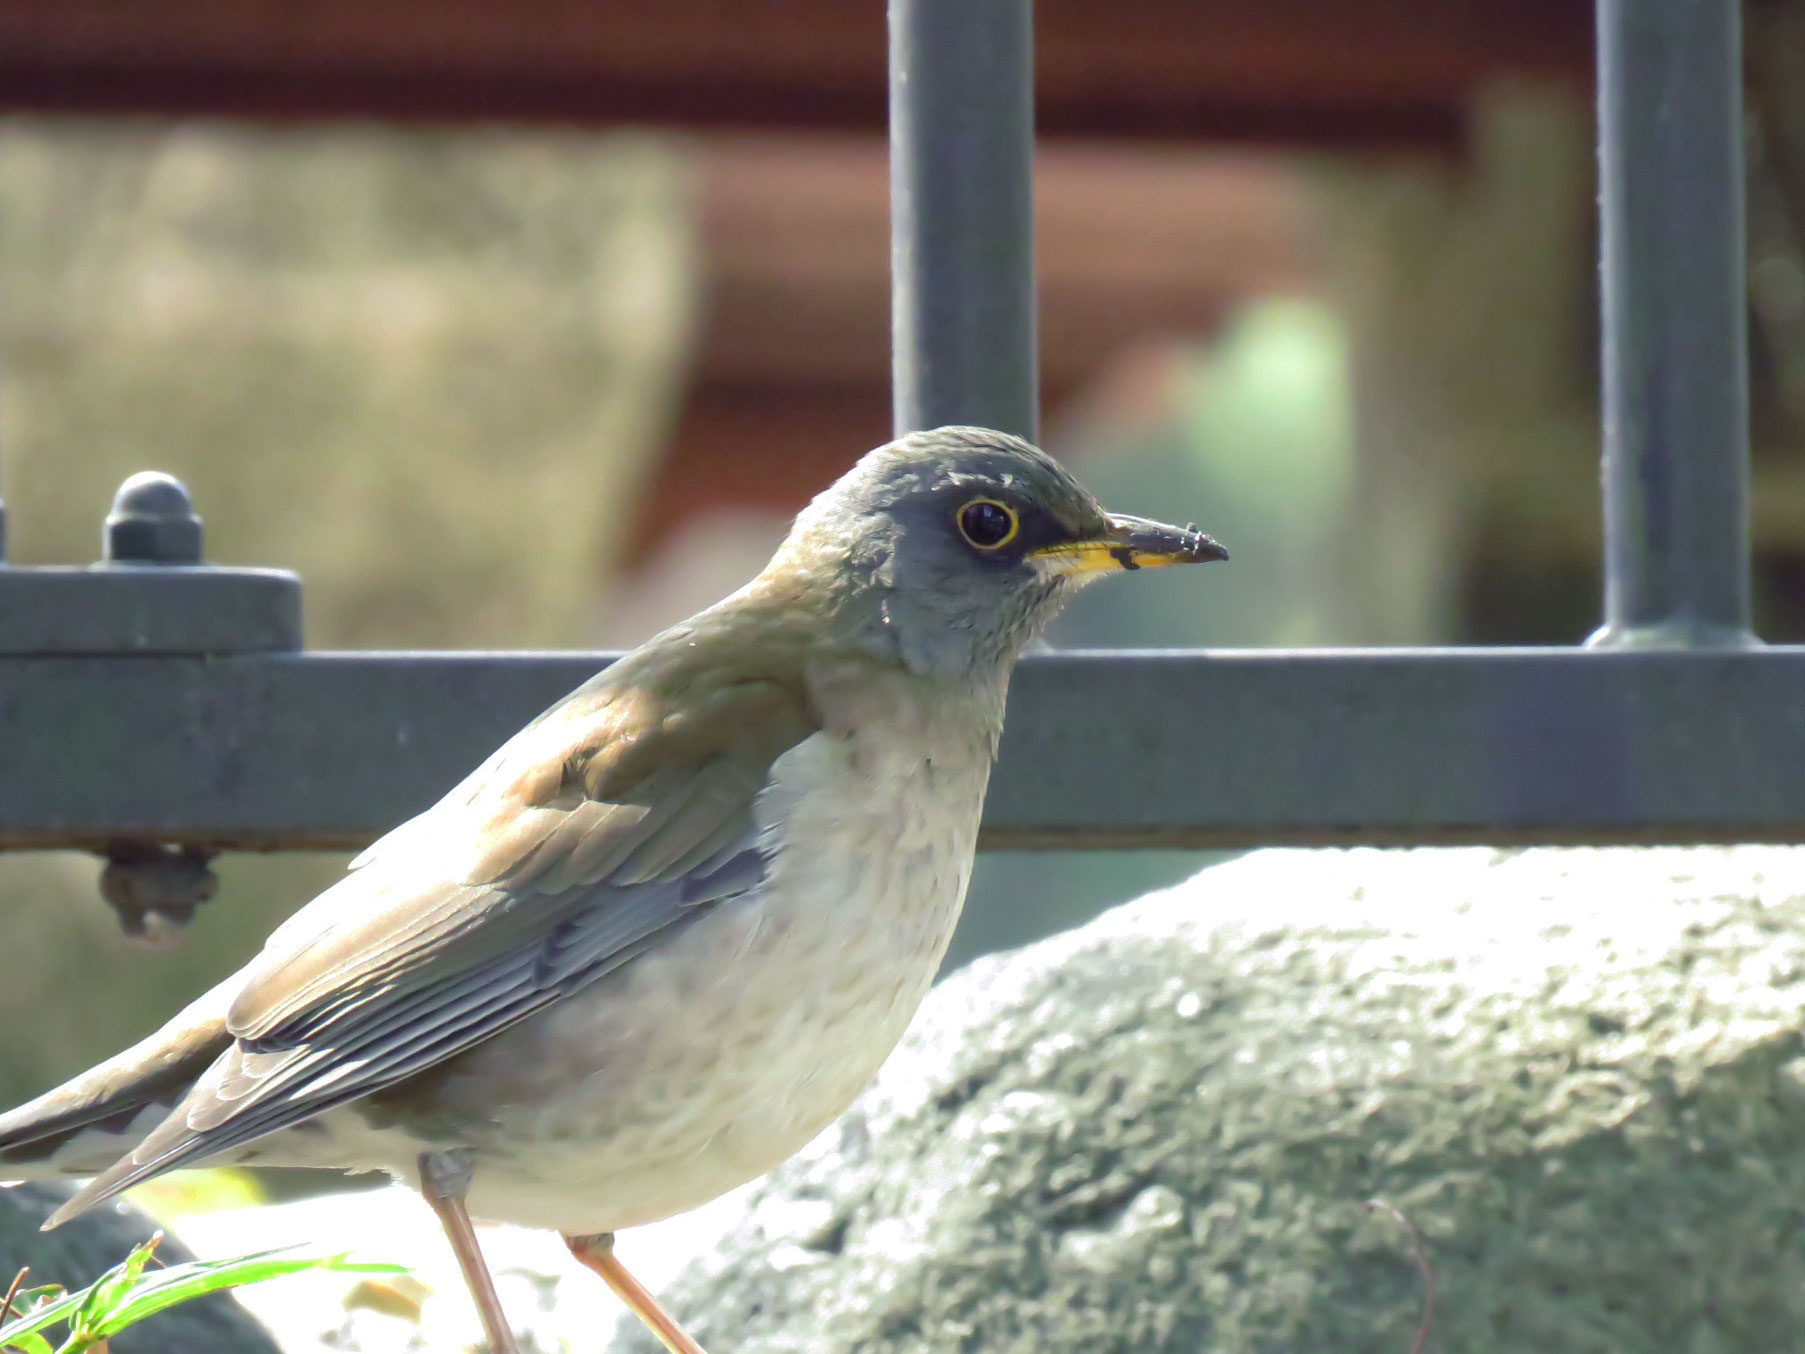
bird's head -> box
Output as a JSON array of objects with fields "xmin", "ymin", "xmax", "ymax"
[{"xmin": 770, "ymin": 426, "xmax": 1227, "ymax": 678}]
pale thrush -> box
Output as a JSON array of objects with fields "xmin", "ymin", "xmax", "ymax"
[{"xmin": 0, "ymin": 426, "xmax": 1225, "ymax": 1353}]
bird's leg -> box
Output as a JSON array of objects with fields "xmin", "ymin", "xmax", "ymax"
[
  {"xmin": 418, "ymin": 1150, "xmax": 521, "ymax": 1354},
  {"xmin": 565, "ymin": 1231, "xmax": 708, "ymax": 1354}
]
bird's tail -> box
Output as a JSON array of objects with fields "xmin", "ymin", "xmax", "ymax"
[{"xmin": 0, "ymin": 979, "xmax": 232, "ymax": 1202}]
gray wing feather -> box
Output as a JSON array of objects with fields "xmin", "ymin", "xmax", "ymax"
[{"xmin": 50, "ymin": 837, "xmax": 772, "ymax": 1221}]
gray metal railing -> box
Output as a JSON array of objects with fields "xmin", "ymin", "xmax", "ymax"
[
  {"xmin": 1594, "ymin": 0, "xmax": 1753, "ymax": 649},
  {"xmin": 1, "ymin": 0, "xmax": 1801, "ymax": 859},
  {"xmin": 889, "ymin": 0, "xmax": 1038, "ymax": 443}
]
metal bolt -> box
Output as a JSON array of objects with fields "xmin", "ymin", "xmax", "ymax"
[
  {"xmin": 105, "ymin": 471, "xmax": 203, "ymax": 565},
  {"xmin": 100, "ymin": 843, "xmax": 219, "ymax": 945}
]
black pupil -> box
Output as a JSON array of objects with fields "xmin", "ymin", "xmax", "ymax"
[{"xmin": 962, "ymin": 501, "xmax": 1013, "ymax": 547}]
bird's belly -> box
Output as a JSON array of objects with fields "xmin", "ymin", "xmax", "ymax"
[
  {"xmin": 462, "ymin": 936, "xmax": 934, "ymax": 1232},
  {"xmin": 411, "ymin": 738, "xmax": 985, "ymax": 1234}
]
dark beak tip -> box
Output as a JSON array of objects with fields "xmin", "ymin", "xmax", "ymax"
[
  {"xmin": 1105, "ymin": 515, "xmax": 1227, "ymax": 565},
  {"xmin": 1186, "ymin": 529, "xmax": 1229, "ymax": 563}
]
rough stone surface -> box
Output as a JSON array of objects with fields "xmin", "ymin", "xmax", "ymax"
[
  {"xmin": 0, "ymin": 1183, "xmax": 280, "ymax": 1354},
  {"xmin": 616, "ymin": 846, "xmax": 1805, "ymax": 1354}
]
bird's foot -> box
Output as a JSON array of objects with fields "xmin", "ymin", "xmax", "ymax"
[
  {"xmin": 419, "ymin": 1150, "xmax": 523, "ymax": 1354},
  {"xmin": 565, "ymin": 1232, "xmax": 708, "ymax": 1354}
]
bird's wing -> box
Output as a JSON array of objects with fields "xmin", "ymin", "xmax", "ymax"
[
  {"xmin": 0, "ymin": 978, "xmax": 233, "ymax": 1176},
  {"xmin": 52, "ymin": 653, "xmax": 819, "ymax": 1222}
]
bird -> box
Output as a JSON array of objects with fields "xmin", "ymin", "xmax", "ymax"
[{"xmin": 0, "ymin": 426, "xmax": 1226, "ymax": 1354}]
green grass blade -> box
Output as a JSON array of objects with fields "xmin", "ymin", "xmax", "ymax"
[
  {"xmin": 0, "ymin": 1243, "xmax": 404, "ymax": 1348},
  {"xmin": 91, "ymin": 1248, "xmax": 406, "ymax": 1337},
  {"xmin": 68, "ymin": 1237, "xmax": 159, "ymax": 1340},
  {"xmin": 0, "ymin": 1287, "xmax": 82, "ymax": 1348},
  {"xmin": 0, "ymin": 1323, "xmax": 55, "ymax": 1354}
]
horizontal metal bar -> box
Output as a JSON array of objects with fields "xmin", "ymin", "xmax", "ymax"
[
  {"xmin": 0, "ymin": 566, "xmax": 303, "ymax": 655},
  {"xmin": 3, "ymin": 648, "xmax": 1805, "ymax": 851}
]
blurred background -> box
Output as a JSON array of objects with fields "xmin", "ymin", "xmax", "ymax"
[{"xmin": 4, "ymin": 1, "xmax": 1805, "ymax": 1195}]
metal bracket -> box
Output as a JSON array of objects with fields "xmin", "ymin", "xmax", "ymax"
[
  {"xmin": 99, "ymin": 841, "xmax": 219, "ymax": 944},
  {"xmin": 0, "ymin": 471, "xmax": 301, "ymax": 936},
  {"xmin": 0, "ymin": 471, "xmax": 302, "ymax": 656}
]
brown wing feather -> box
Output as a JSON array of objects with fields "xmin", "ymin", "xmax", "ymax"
[
  {"xmin": 46, "ymin": 606, "xmax": 829, "ymax": 1225},
  {"xmin": 229, "ymin": 641, "xmax": 819, "ymax": 1045},
  {"xmin": 0, "ymin": 978, "xmax": 233, "ymax": 1170}
]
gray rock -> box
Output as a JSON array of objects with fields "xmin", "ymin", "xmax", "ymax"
[
  {"xmin": 617, "ymin": 845, "xmax": 1805, "ymax": 1354},
  {"xmin": 0, "ymin": 1183, "xmax": 280, "ymax": 1354}
]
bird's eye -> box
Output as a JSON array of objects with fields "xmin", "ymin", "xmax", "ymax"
[{"xmin": 957, "ymin": 498, "xmax": 1019, "ymax": 551}]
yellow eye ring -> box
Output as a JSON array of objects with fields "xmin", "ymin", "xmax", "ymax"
[{"xmin": 956, "ymin": 497, "xmax": 1020, "ymax": 551}]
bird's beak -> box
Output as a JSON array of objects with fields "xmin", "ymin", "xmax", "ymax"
[{"xmin": 1030, "ymin": 514, "xmax": 1228, "ymax": 576}]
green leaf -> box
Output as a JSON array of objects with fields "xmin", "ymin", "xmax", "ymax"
[
  {"xmin": 0, "ymin": 1243, "xmax": 405, "ymax": 1349},
  {"xmin": 0, "ymin": 1240, "xmax": 152, "ymax": 1350},
  {"xmin": 90, "ymin": 1248, "xmax": 406, "ymax": 1337},
  {"xmin": 0, "ymin": 1287, "xmax": 83, "ymax": 1349},
  {"xmin": 67, "ymin": 1236, "xmax": 161, "ymax": 1341},
  {"xmin": 0, "ymin": 1325, "xmax": 54, "ymax": 1354}
]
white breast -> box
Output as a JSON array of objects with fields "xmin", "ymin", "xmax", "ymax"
[
  {"xmin": 757, "ymin": 721, "xmax": 991, "ymax": 963},
  {"xmin": 454, "ymin": 710, "xmax": 997, "ymax": 1234}
]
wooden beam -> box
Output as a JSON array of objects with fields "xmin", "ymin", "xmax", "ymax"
[
  {"xmin": 625, "ymin": 137, "xmax": 1315, "ymax": 562},
  {"xmin": 3, "ymin": 0, "xmax": 1590, "ymax": 147},
  {"xmin": 695, "ymin": 137, "xmax": 1312, "ymax": 391}
]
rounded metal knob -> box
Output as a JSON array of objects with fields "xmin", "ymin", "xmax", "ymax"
[{"xmin": 106, "ymin": 471, "xmax": 203, "ymax": 565}]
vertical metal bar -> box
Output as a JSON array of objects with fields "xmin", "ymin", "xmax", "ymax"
[
  {"xmin": 1593, "ymin": 0, "xmax": 1753, "ymax": 647},
  {"xmin": 0, "ymin": 379, "xmax": 7, "ymax": 562},
  {"xmin": 0, "ymin": 305, "xmax": 7, "ymax": 562},
  {"xmin": 888, "ymin": 0, "xmax": 1038, "ymax": 443}
]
